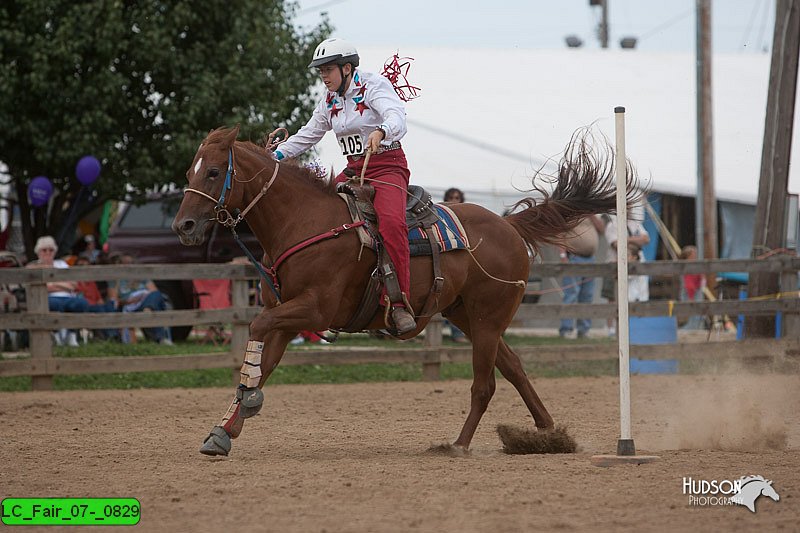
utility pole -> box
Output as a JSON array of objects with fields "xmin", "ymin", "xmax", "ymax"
[
  {"xmin": 695, "ymin": 0, "xmax": 717, "ymax": 286},
  {"xmin": 747, "ymin": 0, "xmax": 800, "ymax": 338},
  {"xmin": 590, "ymin": 0, "xmax": 609, "ymax": 48}
]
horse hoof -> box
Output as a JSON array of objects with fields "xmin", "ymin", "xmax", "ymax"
[
  {"xmin": 199, "ymin": 426, "xmax": 231, "ymax": 456},
  {"xmin": 426, "ymin": 442, "xmax": 470, "ymax": 457},
  {"xmin": 237, "ymin": 387, "xmax": 264, "ymax": 418}
]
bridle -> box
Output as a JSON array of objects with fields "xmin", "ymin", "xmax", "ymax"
[
  {"xmin": 183, "ymin": 144, "xmax": 283, "ymax": 304},
  {"xmin": 184, "ymin": 146, "xmax": 280, "ymax": 230}
]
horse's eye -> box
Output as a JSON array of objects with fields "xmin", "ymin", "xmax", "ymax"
[{"xmin": 207, "ymin": 168, "xmax": 219, "ymax": 178}]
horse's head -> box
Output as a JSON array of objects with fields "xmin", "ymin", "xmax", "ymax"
[{"xmin": 173, "ymin": 125, "xmax": 242, "ymax": 245}]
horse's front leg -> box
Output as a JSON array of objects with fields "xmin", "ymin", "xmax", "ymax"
[{"xmin": 199, "ymin": 298, "xmax": 328, "ymax": 456}]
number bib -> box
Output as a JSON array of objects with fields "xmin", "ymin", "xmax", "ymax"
[{"xmin": 337, "ymin": 134, "xmax": 364, "ymax": 156}]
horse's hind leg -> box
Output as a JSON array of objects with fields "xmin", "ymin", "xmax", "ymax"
[
  {"xmin": 447, "ymin": 309, "xmax": 554, "ymax": 431},
  {"xmin": 495, "ymin": 339, "xmax": 554, "ymax": 430},
  {"xmin": 199, "ymin": 330, "xmax": 295, "ymax": 456},
  {"xmin": 452, "ymin": 327, "xmax": 500, "ymax": 450}
]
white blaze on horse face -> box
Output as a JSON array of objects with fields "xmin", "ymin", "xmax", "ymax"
[{"xmin": 194, "ymin": 157, "xmax": 203, "ymax": 177}]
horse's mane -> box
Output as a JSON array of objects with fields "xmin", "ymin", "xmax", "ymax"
[
  {"xmin": 203, "ymin": 127, "xmax": 337, "ymax": 196},
  {"xmin": 239, "ymin": 140, "xmax": 338, "ymax": 197}
]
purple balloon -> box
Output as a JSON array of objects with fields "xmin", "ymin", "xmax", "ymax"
[
  {"xmin": 28, "ymin": 176, "xmax": 53, "ymax": 207},
  {"xmin": 76, "ymin": 155, "xmax": 101, "ymax": 186}
]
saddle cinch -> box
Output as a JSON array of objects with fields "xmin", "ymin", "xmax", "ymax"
[{"xmin": 335, "ymin": 177, "xmax": 448, "ymax": 334}]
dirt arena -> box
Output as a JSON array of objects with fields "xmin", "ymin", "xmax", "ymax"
[{"xmin": 2, "ymin": 373, "xmax": 798, "ymax": 532}]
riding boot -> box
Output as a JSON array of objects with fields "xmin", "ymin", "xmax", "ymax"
[{"xmin": 391, "ymin": 306, "xmax": 417, "ymax": 334}]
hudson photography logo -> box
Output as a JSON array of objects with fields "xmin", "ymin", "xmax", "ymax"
[{"xmin": 682, "ymin": 475, "xmax": 780, "ymax": 512}]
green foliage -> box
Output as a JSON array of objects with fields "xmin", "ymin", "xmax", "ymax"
[{"xmin": 0, "ymin": 0, "xmax": 330, "ymax": 252}]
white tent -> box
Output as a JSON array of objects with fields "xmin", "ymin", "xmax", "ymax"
[{"xmin": 307, "ymin": 47, "xmax": 800, "ymax": 213}]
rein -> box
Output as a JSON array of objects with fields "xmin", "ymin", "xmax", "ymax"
[
  {"xmin": 184, "ymin": 146, "xmax": 282, "ymax": 303},
  {"xmin": 183, "ymin": 145, "xmax": 367, "ymax": 316}
]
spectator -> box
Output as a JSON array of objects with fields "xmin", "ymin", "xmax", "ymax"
[
  {"xmin": 74, "ymin": 256, "xmax": 104, "ymax": 306},
  {"xmin": 107, "ymin": 253, "xmax": 173, "ymax": 345},
  {"xmin": 679, "ymin": 245, "xmax": 706, "ymax": 330},
  {"xmin": 74, "ymin": 256, "xmax": 118, "ymax": 341},
  {"xmin": 25, "ymin": 236, "xmax": 88, "ymax": 346},
  {"xmin": 442, "ymin": 188, "xmax": 468, "ymax": 343},
  {"xmin": 626, "ymin": 243, "xmax": 649, "ymax": 302},
  {"xmin": 601, "ymin": 214, "xmax": 650, "ymax": 336},
  {"xmin": 558, "ymin": 215, "xmax": 603, "ymax": 338},
  {"xmin": 443, "ymin": 188, "xmax": 464, "ymax": 203},
  {"xmin": 78, "ymin": 234, "xmax": 102, "ymax": 264}
]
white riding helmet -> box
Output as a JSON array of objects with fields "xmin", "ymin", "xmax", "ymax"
[{"xmin": 308, "ymin": 38, "xmax": 360, "ymax": 69}]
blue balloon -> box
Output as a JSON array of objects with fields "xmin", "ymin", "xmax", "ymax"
[
  {"xmin": 28, "ymin": 176, "xmax": 53, "ymax": 207},
  {"xmin": 76, "ymin": 155, "xmax": 101, "ymax": 186}
]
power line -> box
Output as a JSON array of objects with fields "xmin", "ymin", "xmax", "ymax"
[
  {"xmin": 299, "ymin": 0, "xmax": 349, "ymax": 14},
  {"xmin": 638, "ymin": 7, "xmax": 694, "ymax": 41},
  {"xmin": 739, "ymin": 0, "xmax": 765, "ymax": 50},
  {"xmin": 406, "ymin": 118, "xmax": 551, "ymax": 170}
]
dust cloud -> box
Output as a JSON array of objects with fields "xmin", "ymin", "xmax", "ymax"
[{"xmin": 650, "ymin": 371, "xmax": 790, "ymax": 452}]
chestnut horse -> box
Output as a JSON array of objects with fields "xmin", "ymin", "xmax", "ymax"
[{"xmin": 173, "ymin": 125, "xmax": 636, "ymax": 456}]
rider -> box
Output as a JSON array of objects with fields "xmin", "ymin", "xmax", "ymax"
[{"xmin": 273, "ymin": 38, "xmax": 416, "ymax": 334}]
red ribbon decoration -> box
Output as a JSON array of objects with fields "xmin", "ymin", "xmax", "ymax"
[{"xmin": 381, "ymin": 53, "xmax": 421, "ymax": 103}]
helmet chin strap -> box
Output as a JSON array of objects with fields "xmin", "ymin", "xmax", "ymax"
[{"xmin": 336, "ymin": 65, "xmax": 352, "ymax": 96}]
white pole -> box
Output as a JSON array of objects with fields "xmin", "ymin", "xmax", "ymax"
[{"xmin": 614, "ymin": 107, "xmax": 633, "ymax": 450}]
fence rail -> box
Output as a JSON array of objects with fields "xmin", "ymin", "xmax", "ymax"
[{"xmin": 1, "ymin": 257, "xmax": 798, "ymax": 389}]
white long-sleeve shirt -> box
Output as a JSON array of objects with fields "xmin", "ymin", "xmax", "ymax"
[{"xmin": 277, "ymin": 69, "xmax": 407, "ymax": 160}]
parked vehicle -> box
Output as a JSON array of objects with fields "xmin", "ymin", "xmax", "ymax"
[{"xmin": 106, "ymin": 193, "xmax": 263, "ymax": 340}]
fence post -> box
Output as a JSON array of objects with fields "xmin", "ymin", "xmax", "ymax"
[
  {"xmin": 422, "ymin": 314, "xmax": 443, "ymax": 381},
  {"xmin": 230, "ymin": 279, "xmax": 250, "ymax": 384},
  {"xmin": 27, "ymin": 282, "xmax": 53, "ymax": 390},
  {"xmin": 780, "ymin": 261, "xmax": 799, "ymax": 341}
]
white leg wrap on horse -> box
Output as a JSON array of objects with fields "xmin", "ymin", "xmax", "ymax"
[{"xmin": 240, "ymin": 340, "xmax": 264, "ymax": 387}]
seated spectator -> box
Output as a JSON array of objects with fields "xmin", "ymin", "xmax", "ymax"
[
  {"xmin": 26, "ymin": 235, "xmax": 109, "ymax": 346},
  {"xmin": 74, "ymin": 256, "xmax": 118, "ymax": 341},
  {"xmin": 107, "ymin": 253, "xmax": 172, "ymax": 345},
  {"xmin": 78, "ymin": 234, "xmax": 102, "ymax": 264}
]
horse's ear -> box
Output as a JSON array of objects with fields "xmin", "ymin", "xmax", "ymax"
[{"xmin": 225, "ymin": 124, "xmax": 240, "ymax": 146}]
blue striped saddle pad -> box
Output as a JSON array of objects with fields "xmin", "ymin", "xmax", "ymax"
[{"xmin": 408, "ymin": 204, "xmax": 470, "ymax": 257}]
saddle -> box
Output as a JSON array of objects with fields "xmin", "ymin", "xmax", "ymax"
[
  {"xmin": 337, "ymin": 179, "xmax": 440, "ymax": 230},
  {"xmin": 336, "ymin": 177, "xmax": 445, "ymax": 335}
]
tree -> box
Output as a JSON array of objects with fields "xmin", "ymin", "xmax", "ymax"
[{"xmin": 0, "ymin": 0, "xmax": 330, "ymax": 257}]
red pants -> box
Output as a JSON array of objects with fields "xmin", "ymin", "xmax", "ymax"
[{"xmin": 336, "ymin": 149, "xmax": 411, "ymax": 299}]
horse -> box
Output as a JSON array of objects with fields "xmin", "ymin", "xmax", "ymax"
[
  {"xmin": 173, "ymin": 125, "xmax": 638, "ymax": 456},
  {"xmin": 731, "ymin": 475, "xmax": 780, "ymax": 512}
]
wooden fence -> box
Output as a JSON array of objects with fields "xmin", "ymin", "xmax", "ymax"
[{"xmin": 1, "ymin": 257, "xmax": 799, "ymax": 390}]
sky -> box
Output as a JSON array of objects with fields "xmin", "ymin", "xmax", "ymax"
[{"xmin": 292, "ymin": 0, "xmax": 776, "ymax": 54}]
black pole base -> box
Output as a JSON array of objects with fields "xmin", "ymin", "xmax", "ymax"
[{"xmin": 617, "ymin": 438, "xmax": 636, "ymax": 456}]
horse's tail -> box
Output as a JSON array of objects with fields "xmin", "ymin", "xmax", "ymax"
[{"xmin": 504, "ymin": 128, "xmax": 643, "ymax": 254}]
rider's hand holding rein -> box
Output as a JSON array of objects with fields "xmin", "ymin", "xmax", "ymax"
[{"xmin": 367, "ymin": 126, "xmax": 385, "ymax": 154}]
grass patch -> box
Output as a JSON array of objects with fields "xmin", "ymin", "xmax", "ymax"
[{"xmin": 0, "ymin": 333, "xmax": 619, "ymax": 392}]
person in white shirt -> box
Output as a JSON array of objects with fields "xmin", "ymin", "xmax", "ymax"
[
  {"xmin": 601, "ymin": 214, "xmax": 650, "ymax": 335},
  {"xmin": 26, "ymin": 235, "xmax": 87, "ymax": 346},
  {"xmin": 273, "ymin": 38, "xmax": 416, "ymax": 334}
]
